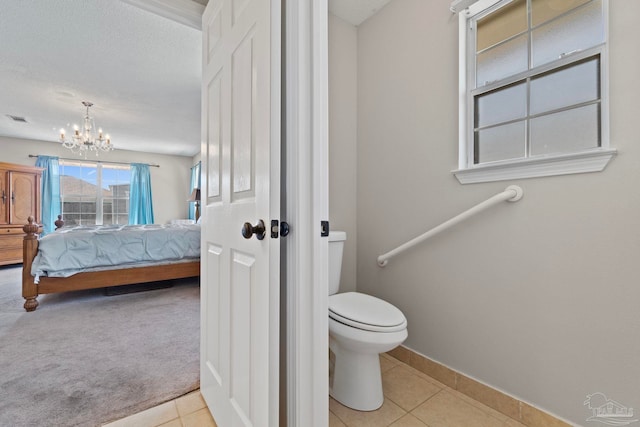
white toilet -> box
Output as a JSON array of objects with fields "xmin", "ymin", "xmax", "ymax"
[{"xmin": 328, "ymin": 231, "xmax": 408, "ymax": 411}]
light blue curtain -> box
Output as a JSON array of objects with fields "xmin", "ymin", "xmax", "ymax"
[
  {"xmin": 188, "ymin": 161, "xmax": 201, "ymax": 220},
  {"xmin": 128, "ymin": 163, "xmax": 154, "ymax": 225},
  {"xmin": 35, "ymin": 156, "xmax": 60, "ymax": 235}
]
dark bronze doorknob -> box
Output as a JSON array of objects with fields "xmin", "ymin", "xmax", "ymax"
[{"xmin": 242, "ymin": 220, "xmax": 266, "ymax": 240}]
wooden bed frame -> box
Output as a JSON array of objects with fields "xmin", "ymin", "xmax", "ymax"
[{"xmin": 22, "ymin": 216, "xmax": 200, "ymax": 312}]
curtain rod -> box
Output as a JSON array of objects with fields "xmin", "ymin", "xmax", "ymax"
[{"xmin": 28, "ymin": 155, "xmax": 160, "ymax": 168}]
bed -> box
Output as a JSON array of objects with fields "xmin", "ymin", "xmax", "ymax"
[{"xmin": 22, "ymin": 216, "xmax": 201, "ymax": 312}]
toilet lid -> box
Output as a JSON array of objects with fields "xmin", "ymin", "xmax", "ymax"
[{"xmin": 329, "ymin": 292, "xmax": 407, "ymax": 332}]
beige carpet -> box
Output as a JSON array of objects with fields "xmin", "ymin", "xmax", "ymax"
[{"xmin": 0, "ymin": 265, "xmax": 200, "ymax": 427}]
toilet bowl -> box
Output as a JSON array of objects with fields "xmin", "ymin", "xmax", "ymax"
[{"xmin": 328, "ymin": 231, "xmax": 408, "ymax": 411}]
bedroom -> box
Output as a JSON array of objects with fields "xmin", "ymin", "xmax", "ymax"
[
  {"xmin": 0, "ymin": 0, "xmax": 204, "ymax": 311},
  {"xmin": 0, "ymin": 1, "xmax": 206, "ymax": 425},
  {"xmin": 0, "ymin": 0, "xmax": 202, "ymax": 224},
  {"xmin": 2, "ymin": 0, "xmax": 640, "ymax": 427}
]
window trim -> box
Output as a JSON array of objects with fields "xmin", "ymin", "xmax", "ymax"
[{"xmin": 453, "ymin": 0, "xmax": 614, "ymax": 184}]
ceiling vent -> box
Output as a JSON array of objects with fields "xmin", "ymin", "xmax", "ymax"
[{"xmin": 6, "ymin": 114, "xmax": 28, "ymax": 123}]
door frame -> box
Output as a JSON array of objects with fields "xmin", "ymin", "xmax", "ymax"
[{"xmin": 283, "ymin": 0, "xmax": 329, "ymax": 425}]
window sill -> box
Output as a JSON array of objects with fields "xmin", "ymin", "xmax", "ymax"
[{"xmin": 452, "ymin": 149, "xmax": 617, "ymax": 184}]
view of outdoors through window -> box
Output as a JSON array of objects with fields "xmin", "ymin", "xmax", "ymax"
[{"xmin": 59, "ymin": 161, "xmax": 131, "ymax": 225}]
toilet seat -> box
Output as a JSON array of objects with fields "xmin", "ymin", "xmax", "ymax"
[{"xmin": 329, "ymin": 292, "xmax": 407, "ymax": 333}]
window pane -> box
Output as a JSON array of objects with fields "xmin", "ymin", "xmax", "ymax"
[
  {"xmin": 530, "ymin": 104, "xmax": 599, "ymax": 156},
  {"xmin": 532, "ymin": 0, "xmax": 604, "ymax": 68},
  {"xmin": 60, "ymin": 162, "xmax": 99, "ymax": 225},
  {"xmin": 112, "ymin": 199, "xmax": 129, "ymax": 215},
  {"xmin": 531, "ymin": 0, "xmax": 591, "ymax": 27},
  {"xmin": 102, "ymin": 166, "xmax": 130, "ymax": 197},
  {"xmin": 477, "ymin": 34, "xmax": 527, "ymax": 87},
  {"xmin": 60, "ymin": 165, "xmax": 97, "ymax": 196},
  {"xmin": 476, "ymin": 82, "xmax": 527, "ymax": 128},
  {"xmin": 475, "ymin": 121, "xmax": 526, "ymax": 164},
  {"xmin": 103, "ymin": 213, "xmax": 127, "ymax": 225},
  {"xmin": 477, "ymin": 0, "xmax": 526, "ymax": 51},
  {"xmin": 73, "ymin": 163, "xmax": 97, "ymax": 184},
  {"xmin": 103, "ymin": 198, "xmax": 128, "ymax": 223},
  {"xmin": 81, "ymin": 201, "xmax": 96, "ymax": 214},
  {"xmin": 530, "ymin": 57, "xmax": 599, "ymax": 115},
  {"xmin": 64, "ymin": 214, "xmax": 81, "ymax": 226}
]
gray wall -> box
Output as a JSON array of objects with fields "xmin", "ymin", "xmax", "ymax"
[
  {"xmin": 329, "ymin": 13, "xmax": 358, "ymax": 292},
  {"xmin": 355, "ymin": 0, "xmax": 640, "ymax": 424},
  {"xmin": 1, "ymin": 136, "xmax": 194, "ymax": 224}
]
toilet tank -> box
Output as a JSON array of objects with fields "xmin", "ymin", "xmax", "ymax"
[{"xmin": 328, "ymin": 231, "xmax": 346, "ymax": 295}]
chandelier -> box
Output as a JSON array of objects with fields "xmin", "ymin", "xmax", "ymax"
[{"xmin": 59, "ymin": 101, "xmax": 114, "ymax": 156}]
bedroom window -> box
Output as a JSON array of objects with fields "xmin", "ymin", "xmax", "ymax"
[
  {"xmin": 59, "ymin": 160, "xmax": 131, "ymax": 225},
  {"xmin": 452, "ymin": 0, "xmax": 615, "ymax": 184}
]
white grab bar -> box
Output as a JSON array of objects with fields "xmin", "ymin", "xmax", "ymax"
[{"xmin": 377, "ymin": 185, "xmax": 523, "ymax": 267}]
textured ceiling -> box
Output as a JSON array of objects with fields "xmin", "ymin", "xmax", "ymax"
[
  {"xmin": 0, "ymin": 0, "xmax": 387, "ymax": 157},
  {"xmin": 0, "ymin": 0, "xmax": 202, "ymax": 157}
]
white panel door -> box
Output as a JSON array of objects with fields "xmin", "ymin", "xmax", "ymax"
[{"xmin": 200, "ymin": 0, "xmax": 280, "ymax": 425}]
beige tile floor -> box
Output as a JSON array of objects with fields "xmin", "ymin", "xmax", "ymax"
[
  {"xmin": 102, "ymin": 390, "xmax": 216, "ymax": 427},
  {"xmin": 330, "ymin": 353, "xmax": 525, "ymax": 427},
  {"xmin": 104, "ymin": 353, "xmax": 525, "ymax": 427}
]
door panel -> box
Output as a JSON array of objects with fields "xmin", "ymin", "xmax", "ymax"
[
  {"xmin": 200, "ymin": 0, "xmax": 280, "ymax": 425},
  {"xmin": 9, "ymin": 172, "xmax": 37, "ymax": 225},
  {"xmin": 204, "ymin": 243, "xmax": 223, "ymax": 386},
  {"xmin": 231, "ymin": 29, "xmax": 255, "ymax": 197},
  {"xmin": 229, "ymin": 250, "xmax": 254, "ymax": 420},
  {"xmin": 206, "ymin": 72, "xmax": 222, "ymax": 201},
  {"xmin": 207, "ymin": 10, "xmax": 222, "ymax": 62},
  {"xmin": 232, "ymin": 0, "xmax": 251, "ymax": 25}
]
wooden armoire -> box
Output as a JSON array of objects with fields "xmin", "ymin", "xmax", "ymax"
[{"xmin": 0, "ymin": 162, "xmax": 43, "ymax": 265}]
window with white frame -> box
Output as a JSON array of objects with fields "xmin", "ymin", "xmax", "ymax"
[
  {"xmin": 59, "ymin": 160, "xmax": 131, "ymax": 225},
  {"xmin": 453, "ymin": 0, "xmax": 615, "ymax": 184}
]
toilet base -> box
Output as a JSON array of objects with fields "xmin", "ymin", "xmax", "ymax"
[{"xmin": 329, "ymin": 341, "xmax": 384, "ymax": 411}]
